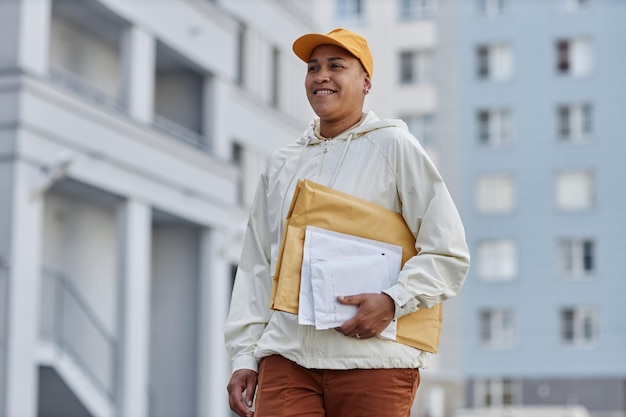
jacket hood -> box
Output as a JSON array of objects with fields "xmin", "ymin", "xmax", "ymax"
[{"xmin": 296, "ymin": 111, "xmax": 408, "ymax": 145}]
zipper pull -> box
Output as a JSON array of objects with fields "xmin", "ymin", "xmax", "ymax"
[{"xmin": 322, "ymin": 140, "xmax": 329, "ymax": 153}]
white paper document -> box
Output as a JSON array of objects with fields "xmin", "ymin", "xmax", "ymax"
[{"xmin": 299, "ymin": 226, "xmax": 402, "ymax": 340}]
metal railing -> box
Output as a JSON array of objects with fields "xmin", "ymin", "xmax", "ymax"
[
  {"xmin": 152, "ymin": 114, "xmax": 208, "ymax": 150},
  {"xmin": 41, "ymin": 269, "xmax": 118, "ymax": 402},
  {"xmin": 48, "ymin": 66, "xmax": 128, "ymax": 115},
  {"xmin": 48, "ymin": 66, "xmax": 214, "ymax": 153}
]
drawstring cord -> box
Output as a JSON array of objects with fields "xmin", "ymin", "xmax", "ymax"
[
  {"xmin": 278, "ymin": 131, "xmax": 356, "ymax": 238},
  {"xmin": 278, "ymin": 135, "xmax": 313, "ymax": 239},
  {"xmin": 329, "ymin": 132, "xmax": 354, "ymax": 189}
]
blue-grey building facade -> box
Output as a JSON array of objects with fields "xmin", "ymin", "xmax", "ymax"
[{"xmin": 437, "ymin": 0, "xmax": 626, "ymax": 415}]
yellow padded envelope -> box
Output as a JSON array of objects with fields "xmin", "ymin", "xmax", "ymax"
[{"xmin": 271, "ymin": 179, "xmax": 442, "ymax": 353}]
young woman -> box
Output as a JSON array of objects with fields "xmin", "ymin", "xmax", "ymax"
[{"xmin": 225, "ymin": 28, "xmax": 470, "ymax": 417}]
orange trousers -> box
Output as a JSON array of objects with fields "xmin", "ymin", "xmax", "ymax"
[{"xmin": 254, "ymin": 355, "xmax": 420, "ymax": 417}]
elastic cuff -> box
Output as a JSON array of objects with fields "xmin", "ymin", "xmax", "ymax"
[
  {"xmin": 382, "ymin": 287, "xmax": 420, "ymax": 320},
  {"xmin": 231, "ymin": 356, "xmax": 260, "ymax": 373}
]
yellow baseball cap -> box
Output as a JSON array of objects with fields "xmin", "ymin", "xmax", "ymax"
[{"xmin": 292, "ymin": 28, "xmax": 373, "ymax": 79}]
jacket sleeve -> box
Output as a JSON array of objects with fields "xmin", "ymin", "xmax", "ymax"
[
  {"xmin": 223, "ymin": 174, "xmax": 273, "ymax": 373},
  {"xmin": 382, "ymin": 133, "xmax": 470, "ymax": 319}
]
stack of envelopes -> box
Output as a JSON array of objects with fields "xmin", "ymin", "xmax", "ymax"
[{"xmin": 271, "ymin": 179, "xmax": 442, "ymax": 353}]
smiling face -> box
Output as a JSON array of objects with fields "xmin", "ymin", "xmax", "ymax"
[{"xmin": 305, "ymin": 44, "xmax": 371, "ymax": 138}]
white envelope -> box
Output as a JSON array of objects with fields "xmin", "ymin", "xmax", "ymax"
[{"xmin": 299, "ymin": 226, "xmax": 402, "ymax": 340}]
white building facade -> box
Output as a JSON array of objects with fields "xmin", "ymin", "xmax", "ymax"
[{"xmin": 0, "ymin": 0, "xmax": 315, "ymax": 416}]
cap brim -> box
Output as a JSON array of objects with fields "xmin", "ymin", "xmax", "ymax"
[{"xmin": 292, "ymin": 33, "xmax": 350, "ymax": 63}]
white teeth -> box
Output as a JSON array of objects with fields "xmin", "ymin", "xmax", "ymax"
[{"xmin": 316, "ymin": 89, "xmax": 335, "ymax": 95}]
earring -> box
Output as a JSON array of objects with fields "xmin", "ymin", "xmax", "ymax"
[{"xmin": 364, "ymin": 88, "xmax": 370, "ymax": 95}]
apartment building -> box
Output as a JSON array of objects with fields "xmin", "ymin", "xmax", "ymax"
[
  {"xmin": 436, "ymin": 0, "xmax": 626, "ymax": 416},
  {"xmin": 0, "ymin": 0, "xmax": 315, "ymax": 416},
  {"xmin": 312, "ymin": 0, "xmax": 626, "ymax": 416}
]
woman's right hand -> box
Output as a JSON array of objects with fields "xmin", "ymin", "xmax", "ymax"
[{"xmin": 227, "ymin": 369, "xmax": 258, "ymax": 417}]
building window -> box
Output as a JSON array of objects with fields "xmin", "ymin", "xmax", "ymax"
[
  {"xmin": 337, "ymin": 0, "xmax": 366, "ymax": 21},
  {"xmin": 401, "ymin": 113, "xmax": 435, "ymax": 145},
  {"xmin": 401, "ymin": 113, "xmax": 438, "ymax": 165},
  {"xmin": 561, "ymin": 307, "xmax": 597, "ymax": 346},
  {"xmin": 477, "ymin": 43, "xmax": 513, "ymax": 81},
  {"xmin": 477, "ymin": 240, "xmax": 517, "ymax": 282},
  {"xmin": 399, "ymin": 50, "xmax": 433, "ymax": 84},
  {"xmin": 398, "ymin": 0, "xmax": 437, "ymax": 20},
  {"xmin": 559, "ymin": 0, "xmax": 591, "ymax": 12},
  {"xmin": 559, "ymin": 238, "xmax": 595, "ymax": 278},
  {"xmin": 476, "ymin": 174, "xmax": 515, "ymax": 214},
  {"xmin": 477, "ymin": 108, "xmax": 512, "ymax": 146},
  {"xmin": 555, "ymin": 170, "xmax": 594, "ymax": 211},
  {"xmin": 556, "ymin": 38, "xmax": 592, "ymax": 77},
  {"xmin": 475, "ymin": 379, "xmax": 518, "ymax": 407},
  {"xmin": 557, "ymin": 103, "xmax": 592, "ymax": 143},
  {"xmin": 233, "ymin": 142, "xmax": 268, "ymax": 207},
  {"xmin": 479, "ymin": 309, "xmax": 515, "ymax": 348},
  {"xmin": 477, "ymin": 0, "xmax": 509, "ymax": 17}
]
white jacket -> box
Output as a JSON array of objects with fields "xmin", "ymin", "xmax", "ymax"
[{"xmin": 224, "ymin": 111, "xmax": 470, "ymax": 372}]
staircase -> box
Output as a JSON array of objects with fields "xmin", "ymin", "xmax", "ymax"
[{"xmin": 38, "ymin": 269, "xmax": 117, "ymax": 417}]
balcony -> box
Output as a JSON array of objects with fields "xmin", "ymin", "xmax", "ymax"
[
  {"xmin": 49, "ymin": 0, "xmax": 126, "ymax": 114},
  {"xmin": 48, "ymin": 65, "xmax": 128, "ymax": 115},
  {"xmin": 48, "ymin": 1, "xmax": 215, "ymax": 154},
  {"xmin": 153, "ymin": 41, "xmax": 211, "ymax": 151}
]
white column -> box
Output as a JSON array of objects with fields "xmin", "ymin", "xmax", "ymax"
[
  {"xmin": 0, "ymin": 160, "xmax": 44, "ymax": 417},
  {"xmin": 0, "ymin": 0, "xmax": 51, "ymax": 75},
  {"xmin": 121, "ymin": 25, "xmax": 156, "ymax": 124},
  {"xmin": 197, "ymin": 227, "xmax": 233, "ymax": 417},
  {"xmin": 116, "ymin": 199, "xmax": 152, "ymax": 417}
]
